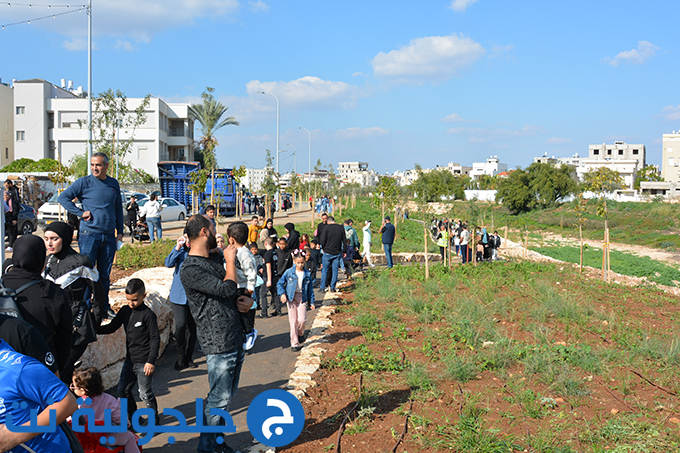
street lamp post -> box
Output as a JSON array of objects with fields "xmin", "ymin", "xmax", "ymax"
[
  {"xmin": 298, "ymin": 127, "xmax": 311, "ymax": 182},
  {"xmin": 87, "ymin": 0, "xmax": 93, "ymax": 175},
  {"xmin": 258, "ymin": 91, "xmax": 280, "ymax": 206},
  {"xmin": 285, "ymin": 144, "xmax": 297, "ymax": 175}
]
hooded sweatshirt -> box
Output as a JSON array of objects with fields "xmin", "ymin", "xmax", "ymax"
[
  {"xmin": 2, "ymin": 235, "xmax": 72, "ymax": 373},
  {"xmin": 285, "ymin": 223, "xmax": 300, "ymax": 251}
]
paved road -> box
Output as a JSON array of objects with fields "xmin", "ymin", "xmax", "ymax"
[{"xmin": 127, "ymin": 207, "xmax": 328, "ymax": 452}]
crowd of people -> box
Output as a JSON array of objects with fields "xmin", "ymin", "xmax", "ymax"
[
  {"xmin": 430, "ymin": 217, "xmax": 502, "ymax": 264},
  {"xmin": 0, "ymin": 152, "xmax": 405, "ymax": 453}
]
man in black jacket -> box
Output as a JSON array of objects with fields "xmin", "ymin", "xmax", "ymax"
[
  {"xmin": 319, "ymin": 216, "xmax": 347, "ymax": 292},
  {"xmin": 180, "ymin": 214, "xmax": 252, "ymax": 453}
]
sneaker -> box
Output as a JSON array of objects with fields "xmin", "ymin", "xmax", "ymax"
[
  {"xmin": 244, "ymin": 329, "xmax": 258, "ymax": 350},
  {"xmin": 185, "ymin": 360, "xmax": 198, "ymax": 369},
  {"xmin": 174, "ymin": 360, "xmax": 187, "ymax": 371},
  {"xmin": 291, "ymin": 346, "xmax": 302, "ymax": 352},
  {"xmin": 271, "ymin": 311, "xmax": 280, "ymax": 317},
  {"xmin": 257, "ymin": 312, "xmax": 269, "ymax": 319}
]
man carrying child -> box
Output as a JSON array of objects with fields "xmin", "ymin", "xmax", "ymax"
[{"xmin": 180, "ymin": 214, "xmax": 252, "ymax": 453}]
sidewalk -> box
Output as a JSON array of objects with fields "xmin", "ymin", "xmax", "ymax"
[{"xmin": 139, "ymin": 286, "xmax": 328, "ymax": 452}]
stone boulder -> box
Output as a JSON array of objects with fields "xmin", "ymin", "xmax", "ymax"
[{"xmin": 80, "ymin": 267, "xmax": 175, "ymax": 389}]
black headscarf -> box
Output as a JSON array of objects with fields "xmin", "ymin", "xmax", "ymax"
[
  {"xmin": 45, "ymin": 221, "xmax": 74, "ymax": 260},
  {"xmin": 12, "ymin": 234, "xmax": 46, "ymax": 276}
]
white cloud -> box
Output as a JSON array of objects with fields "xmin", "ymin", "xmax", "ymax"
[
  {"xmin": 602, "ymin": 41, "xmax": 659, "ymax": 66},
  {"xmin": 115, "ymin": 40, "xmax": 137, "ymax": 52},
  {"xmin": 335, "ymin": 127, "xmax": 389, "ymax": 140},
  {"xmin": 441, "ymin": 113, "xmax": 477, "ymax": 123},
  {"xmin": 546, "ymin": 137, "xmax": 572, "ymax": 145},
  {"xmin": 246, "ymin": 76, "xmax": 363, "ymax": 110},
  {"xmin": 12, "ymin": 0, "xmax": 239, "ymax": 42},
  {"xmin": 661, "ymin": 105, "xmax": 680, "ymax": 121},
  {"xmin": 371, "ymin": 34, "xmax": 485, "ymax": 82},
  {"xmin": 448, "ymin": 0, "xmax": 478, "ymax": 12},
  {"xmin": 249, "ymin": 1, "xmax": 270, "ymax": 13},
  {"xmin": 448, "ymin": 125, "xmax": 542, "ymax": 143},
  {"xmin": 62, "ymin": 38, "xmax": 89, "ymax": 51}
]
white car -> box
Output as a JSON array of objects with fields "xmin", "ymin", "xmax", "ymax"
[
  {"xmin": 37, "ymin": 192, "xmax": 82, "ymax": 227},
  {"xmin": 137, "ymin": 197, "xmax": 187, "ymax": 222}
]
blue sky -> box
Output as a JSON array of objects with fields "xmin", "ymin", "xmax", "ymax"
[{"xmin": 3, "ymin": 0, "xmax": 680, "ymax": 174}]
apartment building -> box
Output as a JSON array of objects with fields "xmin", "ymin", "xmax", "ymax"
[
  {"xmin": 0, "ymin": 81, "xmax": 13, "ymax": 167},
  {"xmin": 662, "ymin": 131, "xmax": 680, "ymax": 183},
  {"xmin": 12, "ymin": 78, "xmax": 194, "ymax": 178},
  {"xmin": 469, "ymin": 156, "xmax": 508, "ymax": 179},
  {"xmin": 588, "ymin": 142, "xmax": 646, "ymax": 168}
]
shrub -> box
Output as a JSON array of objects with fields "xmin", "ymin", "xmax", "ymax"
[{"xmin": 116, "ymin": 240, "xmax": 175, "ymax": 269}]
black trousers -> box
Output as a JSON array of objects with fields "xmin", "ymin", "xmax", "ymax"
[
  {"xmin": 5, "ymin": 221, "xmax": 17, "ymax": 247},
  {"xmin": 171, "ymin": 303, "xmax": 197, "ymax": 365}
]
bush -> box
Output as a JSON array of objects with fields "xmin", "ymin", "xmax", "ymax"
[{"xmin": 116, "ymin": 240, "xmax": 175, "ymax": 269}]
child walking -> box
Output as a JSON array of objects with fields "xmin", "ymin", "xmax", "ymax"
[
  {"xmin": 227, "ymin": 222, "xmax": 259, "ymax": 350},
  {"xmin": 72, "ymin": 367, "xmax": 140, "ymax": 453},
  {"xmin": 277, "ymin": 250, "xmax": 315, "ymax": 352},
  {"xmin": 98, "ymin": 278, "xmax": 160, "ymax": 424}
]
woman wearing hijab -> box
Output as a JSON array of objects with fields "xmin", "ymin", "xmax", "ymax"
[
  {"xmin": 2, "ymin": 234, "xmax": 72, "ymax": 375},
  {"xmin": 258, "ymin": 218, "xmax": 278, "ymax": 247},
  {"xmin": 284, "ymin": 222, "xmax": 300, "ymax": 251},
  {"xmin": 42, "ymin": 221, "xmax": 107, "ymax": 384}
]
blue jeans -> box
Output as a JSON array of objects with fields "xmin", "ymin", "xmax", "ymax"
[
  {"xmin": 147, "ymin": 217, "xmax": 162, "ymax": 242},
  {"xmin": 79, "ymin": 228, "xmax": 116, "ymax": 307},
  {"xmin": 383, "ymin": 243, "xmax": 394, "ymax": 268},
  {"xmin": 461, "ymin": 244, "xmax": 469, "ymax": 264},
  {"xmin": 320, "ymin": 252, "xmax": 341, "ymax": 291},
  {"xmin": 198, "ymin": 348, "xmax": 245, "ymax": 453}
]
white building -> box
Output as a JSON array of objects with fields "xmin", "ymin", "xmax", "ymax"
[
  {"xmin": 662, "ymin": 132, "xmax": 680, "ymax": 183},
  {"xmin": 0, "ymin": 81, "xmax": 14, "ymax": 167},
  {"xmin": 444, "ymin": 162, "xmax": 471, "ymax": 176},
  {"xmin": 469, "ymin": 156, "xmax": 508, "ymax": 180},
  {"xmin": 533, "ymin": 153, "xmax": 584, "ymax": 167},
  {"xmin": 588, "ymin": 142, "xmax": 646, "ymax": 168},
  {"xmin": 575, "ymin": 159, "xmax": 638, "ymax": 190},
  {"xmin": 337, "ymin": 161, "xmax": 379, "ymax": 187},
  {"xmin": 12, "ymin": 78, "xmax": 195, "ymax": 178},
  {"xmin": 392, "ymin": 169, "xmax": 419, "ymax": 186},
  {"xmin": 242, "ymin": 168, "xmax": 269, "ymax": 193}
]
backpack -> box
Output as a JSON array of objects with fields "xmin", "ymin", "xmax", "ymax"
[{"xmin": 0, "ymin": 279, "xmax": 41, "ymax": 320}]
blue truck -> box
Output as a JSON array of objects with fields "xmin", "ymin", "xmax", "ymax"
[{"xmin": 157, "ymin": 161, "xmax": 238, "ymax": 216}]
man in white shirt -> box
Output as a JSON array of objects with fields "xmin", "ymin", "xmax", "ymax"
[{"xmin": 460, "ymin": 224, "xmax": 470, "ymax": 264}]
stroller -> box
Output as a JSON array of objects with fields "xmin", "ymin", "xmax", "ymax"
[{"xmin": 132, "ymin": 216, "xmax": 150, "ymax": 242}]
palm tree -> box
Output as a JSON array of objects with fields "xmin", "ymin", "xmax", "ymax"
[{"xmin": 190, "ymin": 87, "xmax": 240, "ymax": 204}]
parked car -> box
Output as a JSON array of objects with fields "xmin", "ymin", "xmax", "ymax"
[
  {"xmin": 38, "ymin": 190, "xmax": 141, "ymax": 228},
  {"xmin": 17, "ymin": 203, "xmax": 38, "ymax": 235},
  {"xmin": 37, "ymin": 192, "xmax": 82, "ymax": 227},
  {"xmin": 123, "ymin": 191, "xmax": 149, "ymax": 203},
  {"xmin": 137, "ymin": 197, "xmax": 187, "ymax": 222}
]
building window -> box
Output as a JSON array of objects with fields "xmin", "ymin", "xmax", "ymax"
[
  {"xmin": 16, "ymin": 131, "xmax": 25, "ymax": 141},
  {"xmin": 16, "ymin": 106, "xmax": 25, "ymax": 115},
  {"xmin": 593, "ymin": 149, "xmax": 599, "ymax": 155},
  {"xmin": 607, "ymin": 149, "xmax": 612, "ymax": 155},
  {"xmin": 633, "ymin": 149, "xmax": 638, "ymax": 155},
  {"xmin": 618, "ymin": 150, "xmax": 623, "ymax": 155},
  {"xmin": 4, "ymin": 148, "xmax": 7, "ymax": 159}
]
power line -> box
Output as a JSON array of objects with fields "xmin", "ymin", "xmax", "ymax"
[
  {"xmin": 4, "ymin": 2, "xmax": 87, "ymax": 7},
  {"xmin": 1, "ymin": 5, "xmax": 86, "ymax": 28}
]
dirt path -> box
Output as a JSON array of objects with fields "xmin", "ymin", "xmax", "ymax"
[{"xmin": 528, "ymin": 231, "xmax": 680, "ymax": 266}]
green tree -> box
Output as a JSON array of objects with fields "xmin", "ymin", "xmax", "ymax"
[
  {"xmin": 496, "ymin": 169, "xmax": 534, "ymax": 214},
  {"xmin": 373, "ymin": 176, "xmax": 400, "ymax": 218},
  {"xmin": 2, "ymin": 158, "xmax": 61, "ymax": 172},
  {"xmin": 87, "ymin": 89, "xmax": 151, "ymax": 178},
  {"xmin": 190, "ymin": 87, "xmax": 239, "ymax": 203},
  {"xmin": 411, "ymin": 165, "xmax": 467, "ymax": 202},
  {"xmin": 261, "ymin": 149, "xmax": 278, "ymax": 198},
  {"xmin": 634, "ymin": 164, "xmax": 663, "ymax": 189},
  {"xmin": 496, "ymin": 163, "xmax": 577, "ymax": 214}
]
